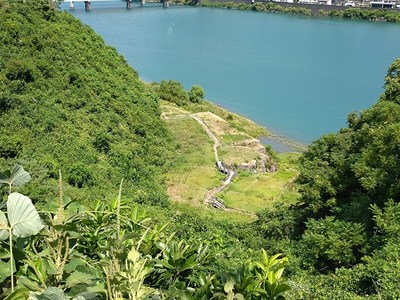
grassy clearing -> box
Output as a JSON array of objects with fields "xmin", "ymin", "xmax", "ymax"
[
  {"xmin": 186, "ymin": 101, "xmax": 269, "ymax": 138},
  {"xmin": 218, "ymin": 152, "xmax": 301, "ymax": 213},
  {"xmin": 162, "ymin": 100, "xmax": 301, "ymax": 220},
  {"xmin": 164, "ymin": 116, "xmax": 223, "ymax": 206},
  {"xmin": 219, "ymin": 146, "xmax": 261, "ymax": 166},
  {"xmin": 194, "ymin": 111, "xmax": 238, "ymax": 138},
  {"xmin": 220, "ymin": 133, "xmax": 252, "ymax": 145},
  {"xmin": 162, "ymin": 106, "xmax": 185, "ymax": 117}
]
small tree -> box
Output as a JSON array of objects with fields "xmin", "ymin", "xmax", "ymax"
[
  {"xmin": 188, "ymin": 85, "xmax": 205, "ymax": 103},
  {"xmin": 159, "ymin": 80, "xmax": 189, "ymax": 106}
]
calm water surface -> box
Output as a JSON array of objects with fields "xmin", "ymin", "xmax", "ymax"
[{"xmin": 66, "ymin": 3, "xmax": 400, "ymax": 143}]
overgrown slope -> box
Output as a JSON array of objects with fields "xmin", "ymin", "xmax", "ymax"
[{"xmin": 0, "ymin": 1, "xmax": 173, "ymax": 204}]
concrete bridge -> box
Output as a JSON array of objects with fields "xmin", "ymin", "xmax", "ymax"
[{"xmin": 64, "ymin": 0, "xmax": 170, "ymax": 10}]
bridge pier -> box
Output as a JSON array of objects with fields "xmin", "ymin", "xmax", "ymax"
[
  {"xmin": 140, "ymin": 0, "xmax": 145, "ymax": 6},
  {"xmin": 163, "ymin": 0, "xmax": 169, "ymax": 8},
  {"xmin": 126, "ymin": 0, "xmax": 132, "ymax": 9},
  {"xmin": 69, "ymin": 0, "xmax": 74, "ymax": 9},
  {"xmin": 84, "ymin": 0, "xmax": 91, "ymax": 11}
]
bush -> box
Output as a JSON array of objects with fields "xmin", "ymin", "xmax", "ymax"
[
  {"xmin": 159, "ymin": 80, "xmax": 189, "ymax": 106},
  {"xmin": 299, "ymin": 217, "xmax": 367, "ymax": 271},
  {"xmin": 5, "ymin": 59, "xmax": 36, "ymax": 83},
  {"xmin": 67, "ymin": 162, "xmax": 93, "ymax": 188},
  {"xmin": 188, "ymin": 85, "xmax": 205, "ymax": 103}
]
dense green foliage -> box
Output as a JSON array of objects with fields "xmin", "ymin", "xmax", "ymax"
[
  {"xmin": 199, "ymin": 1, "xmax": 312, "ymax": 15},
  {"xmin": 0, "ymin": 0, "xmax": 173, "ymax": 205},
  {"xmin": 0, "ymin": 171, "xmax": 291, "ymax": 299},
  {"xmin": 198, "ymin": 1, "xmax": 400, "ymax": 22},
  {"xmin": 188, "ymin": 85, "xmax": 205, "ymax": 103},
  {"xmin": 153, "ymin": 81, "xmax": 205, "ymax": 106},
  {"xmin": 329, "ymin": 7, "xmax": 400, "ymax": 22},
  {"xmin": 158, "ymin": 80, "xmax": 190, "ymax": 106}
]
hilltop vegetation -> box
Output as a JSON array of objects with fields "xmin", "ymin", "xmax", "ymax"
[{"xmin": 0, "ymin": 0, "xmax": 173, "ymax": 205}]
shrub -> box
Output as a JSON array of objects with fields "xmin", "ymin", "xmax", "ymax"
[
  {"xmin": 188, "ymin": 85, "xmax": 205, "ymax": 103},
  {"xmin": 159, "ymin": 80, "xmax": 189, "ymax": 106}
]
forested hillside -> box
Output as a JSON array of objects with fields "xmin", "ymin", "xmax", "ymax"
[{"xmin": 0, "ymin": 0, "xmax": 173, "ymax": 204}]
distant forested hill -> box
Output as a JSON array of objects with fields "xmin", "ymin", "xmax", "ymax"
[{"xmin": 0, "ymin": 1, "xmax": 173, "ymax": 204}]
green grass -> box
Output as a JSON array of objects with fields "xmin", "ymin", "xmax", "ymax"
[
  {"xmin": 160, "ymin": 101, "xmax": 189, "ymax": 117},
  {"xmin": 219, "ymin": 146, "xmax": 261, "ymax": 166},
  {"xmin": 162, "ymin": 101, "xmax": 302, "ymax": 219},
  {"xmin": 220, "ymin": 133, "xmax": 253, "ymax": 144},
  {"xmin": 186, "ymin": 101, "xmax": 269, "ymax": 138},
  {"xmin": 218, "ymin": 152, "xmax": 301, "ymax": 213},
  {"xmin": 165, "ymin": 117, "xmax": 222, "ymax": 205}
]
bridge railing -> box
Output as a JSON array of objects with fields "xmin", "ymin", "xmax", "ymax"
[{"xmin": 64, "ymin": 0, "xmax": 169, "ymax": 10}]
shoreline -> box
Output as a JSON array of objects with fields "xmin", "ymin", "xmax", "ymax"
[
  {"xmin": 202, "ymin": 99, "xmax": 308, "ymax": 153},
  {"xmin": 259, "ymin": 135, "xmax": 307, "ymax": 153}
]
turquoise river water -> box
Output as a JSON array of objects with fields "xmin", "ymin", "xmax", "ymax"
[{"xmin": 65, "ymin": 3, "xmax": 400, "ymax": 143}]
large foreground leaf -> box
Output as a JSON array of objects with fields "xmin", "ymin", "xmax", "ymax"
[
  {"xmin": 7, "ymin": 193, "xmax": 43, "ymax": 238},
  {"xmin": 0, "ymin": 165, "xmax": 31, "ymax": 188},
  {"xmin": 29, "ymin": 287, "xmax": 69, "ymax": 300}
]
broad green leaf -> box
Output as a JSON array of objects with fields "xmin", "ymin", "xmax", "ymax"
[
  {"xmin": 66, "ymin": 271, "xmax": 95, "ymax": 288},
  {"xmin": 275, "ymin": 267, "xmax": 285, "ymax": 281},
  {"xmin": 29, "ymin": 287, "xmax": 69, "ymax": 300},
  {"xmin": 0, "ymin": 200, "xmax": 6, "ymax": 210},
  {"xmin": 274, "ymin": 283, "xmax": 291, "ymax": 295},
  {"xmin": 177, "ymin": 291, "xmax": 194, "ymax": 300},
  {"xmin": 0, "ymin": 211, "xmax": 9, "ymax": 240},
  {"xmin": 16, "ymin": 276, "xmax": 42, "ymax": 292},
  {"xmin": 267, "ymin": 271, "xmax": 276, "ymax": 284},
  {"xmin": 181, "ymin": 254, "xmax": 198, "ymax": 271},
  {"xmin": 0, "ymin": 260, "xmax": 10, "ymax": 284},
  {"xmin": 64, "ymin": 258, "xmax": 87, "ymax": 273},
  {"xmin": 7, "ymin": 193, "xmax": 44, "ymax": 238},
  {"xmin": 0, "ymin": 165, "xmax": 31, "ymax": 188},
  {"xmin": 0, "ymin": 248, "xmax": 10, "ymax": 259},
  {"xmin": 4, "ymin": 287, "xmax": 30, "ymax": 300}
]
